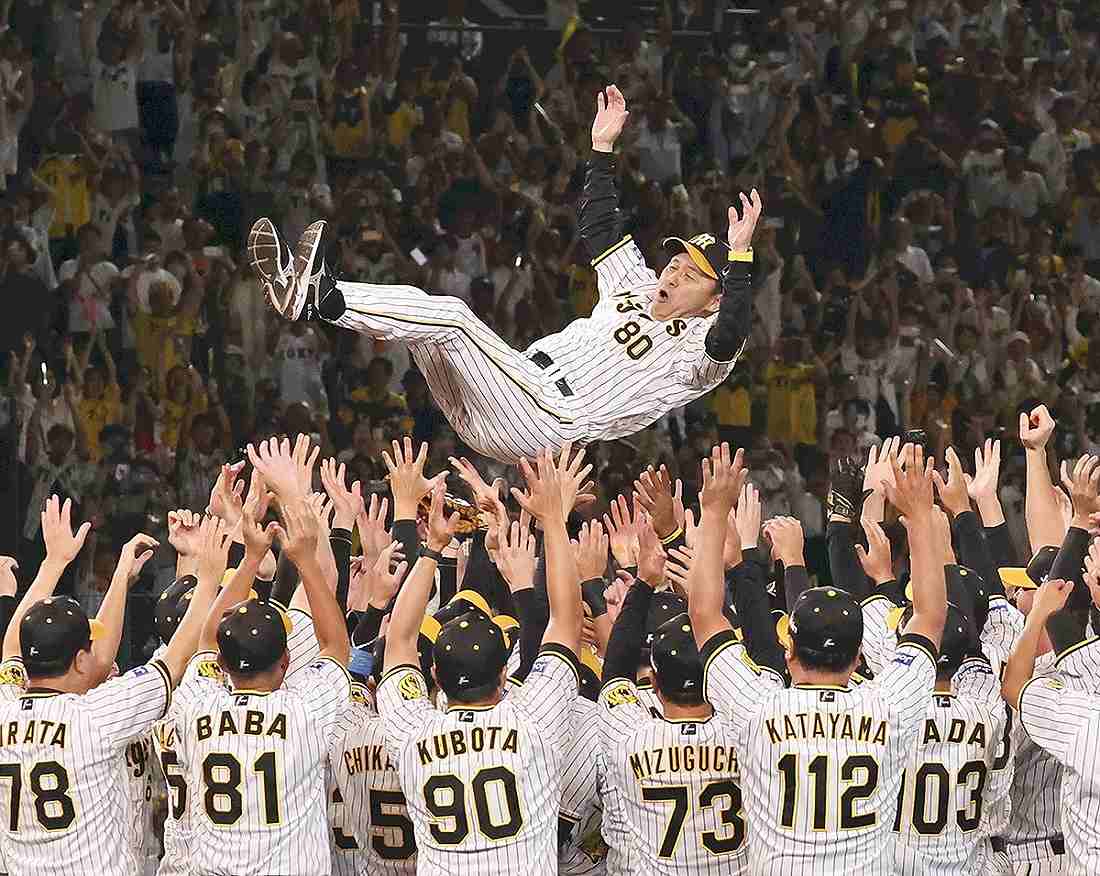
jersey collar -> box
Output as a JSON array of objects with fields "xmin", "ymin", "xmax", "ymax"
[{"xmin": 792, "ymin": 683, "xmax": 851, "ymax": 692}]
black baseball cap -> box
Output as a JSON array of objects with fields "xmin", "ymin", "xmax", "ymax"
[
  {"xmin": 663, "ymin": 233, "xmax": 753, "ymax": 282},
  {"xmin": 999, "ymin": 545, "xmax": 1059, "ymax": 591},
  {"xmin": 433, "ymin": 610, "xmax": 510, "ymax": 696},
  {"xmin": 788, "ymin": 587, "xmax": 863, "ymax": 663},
  {"xmin": 650, "ymin": 614, "xmax": 704, "ymax": 696},
  {"xmin": 21, "ymin": 597, "xmax": 106, "ymax": 677},
  {"xmin": 903, "ymin": 565, "xmax": 986, "ymax": 620},
  {"xmin": 155, "ymin": 575, "xmax": 197, "ymax": 644},
  {"xmin": 217, "ymin": 600, "xmax": 293, "ymax": 674},
  {"xmin": 645, "ymin": 592, "xmax": 688, "ymax": 647},
  {"xmin": 370, "ymin": 616, "xmax": 441, "ymax": 686},
  {"xmin": 894, "ymin": 602, "xmax": 976, "ymax": 672}
]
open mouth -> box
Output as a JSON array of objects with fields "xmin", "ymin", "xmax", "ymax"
[{"xmin": 656, "ymin": 289, "xmax": 669, "ymax": 302}]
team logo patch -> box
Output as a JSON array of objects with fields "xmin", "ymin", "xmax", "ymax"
[
  {"xmin": 457, "ymin": 710, "xmax": 475, "ymax": 723},
  {"xmin": 819, "ymin": 691, "xmax": 836, "ymax": 703},
  {"xmin": 604, "ymin": 684, "xmax": 638, "ymax": 708},
  {"xmin": 0, "ymin": 664, "xmax": 25, "ymax": 687},
  {"xmin": 892, "ymin": 651, "xmax": 917, "ymax": 667},
  {"xmin": 197, "ymin": 660, "xmax": 222, "ymax": 680},
  {"xmin": 131, "ymin": 666, "xmax": 148, "ymax": 677},
  {"xmin": 1045, "ymin": 678, "xmax": 1065, "ymax": 690},
  {"xmin": 398, "ymin": 673, "xmax": 424, "ymax": 701},
  {"xmin": 350, "ymin": 685, "xmax": 369, "ymax": 706},
  {"xmin": 681, "ymin": 723, "xmax": 697, "ymax": 736}
]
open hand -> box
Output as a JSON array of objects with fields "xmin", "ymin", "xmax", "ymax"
[
  {"xmin": 41, "ymin": 496, "xmax": 92, "ymax": 566},
  {"xmin": 591, "ymin": 85, "xmax": 629, "ymax": 151},
  {"xmin": 727, "ymin": 189, "xmax": 763, "ymax": 252}
]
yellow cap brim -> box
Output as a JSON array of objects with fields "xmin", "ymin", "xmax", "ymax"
[
  {"xmin": 664, "ymin": 237, "xmax": 718, "ymax": 280},
  {"xmin": 776, "ymin": 614, "xmax": 791, "ymax": 649},
  {"xmin": 420, "ymin": 616, "xmax": 442, "ymax": 643},
  {"xmin": 999, "ymin": 567, "xmax": 1038, "ymax": 590},
  {"xmin": 450, "ymin": 589, "xmax": 491, "ymax": 617},
  {"xmin": 88, "ymin": 619, "xmax": 106, "ymax": 641}
]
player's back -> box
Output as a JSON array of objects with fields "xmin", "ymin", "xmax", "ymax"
[
  {"xmin": 327, "ymin": 686, "xmax": 416, "ymax": 876},
  {"xmin": 152, "ymin": 717, "xmax": 192, "ymax": 876},
  {"xmin": 0, "ymin": 659, "xmax": 172, "ymax": 876},
  {"xmin": 378, "ymin": 647, "xmax": 578, "ymax": 876},
  {"xmin": 599, "ymin": 680, "xmax": 746, "ymax": 875},
  {"xmin": 174, "ymin": 653, "xmax": 350, "ymax": 876},
  {"xmin": 891, "ymin": 660, "xmax": 1010, "ymax": 876},
  {"xmin": 559, "ymin": 698, "xmax": 607, "ymax": 876}
]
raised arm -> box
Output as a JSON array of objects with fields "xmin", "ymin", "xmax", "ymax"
[
  {"xmin": 91, "ymin": 533, "xmax": 158, "ymax": 672},
  {"xmin": 885, "ymin": 447, "xmax": 946, "ymax": 648},
  {"xmin": 511, "ymin": 444, "xmax": 590, "ymax": 655},
  {"xmin": 689, "ymin": 444, "xmax": 748, "ymax": 648},
  {"xmin": 3, "ymin": 497, "xmax": 91, "ymax": 661},
  {"xmin": 160, "ymin": 518, "xmax": 231, "ymax": 685},
  {"xmin": 1002, "ymin": 577, "xmax": 1073, "ymax": 708},
  {"xmin": 1020, "ymin": 405, "xmax": 1069, "ymax": 552},
  {"xmin": 383, "ymin": 482, "xmax": 457, "ymax": 676},
  {"xmin": 703, "ymin": 191, "xmax": 763, "ymax": 365}
]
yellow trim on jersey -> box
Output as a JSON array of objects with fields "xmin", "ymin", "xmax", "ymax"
[
  {"xmin": 660, "ymin": 713, "xmax": 714, "ymax": 725},
  {"xmin": 900, "ymin": 639, "xmax": 938, "ymax": 671},
  {"xmin": 793, "ymin": 683, "xmax": 851, "ymax": 692},
  {"xmin": 287, "ymin": 606, "xmax": 313, "ymax": 620},
  {"xmin": 860, "ymin": 593, "xmax": 891, "ymax": 608},
  {"xmin": 445, "ymin": 703, "xmax": 496, "ymax": 713},
  {"xmin": 269, "ymin": 598, "xmax": 291, "ymax": 614},
  {"xmin": 538, "ymin": 646, "xmax": 582, "ymax": 688},
  {"xmin": 592, "ymin": 235, "xmax": 633, "ymax": 267},
  {"xmin": 20, "ymin": 691, "xmax": 62, "ymax": 699},
  {"xmin": 229, "ymin": 689, "xmax": 274, "ymax": 696},
  {"xmin": 149, "ymin": 658, "xmax": 173, "ymax": 719},
  {"xmin": 1054, "ymin": 636, "xmax": 1100, "ymax": 667},
  {"xmin": 932, "ymin": 690, "xmax": 956, "ymax": 698},
  {"xmin": 314, "ymin": 655, "xmax": 353, "ymax": 689},
  {"xmin": 506, "ymin": 675, "xmax": 524, "ymax": 687},
  {"xmin": 727, "ymin": 248, "xmax": 754, "ymax": 263},
  {"xmin": 345, "ymin": 309, "xmax": 574, "ymax": 424}
]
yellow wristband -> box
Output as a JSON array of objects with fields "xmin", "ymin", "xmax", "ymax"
[
  {"xmin": 728, "ymin": 248, "xmax": 754, "ymax": 263},
  {"xmin": 660, "ymin": 527, "xmax": 684, "ymax": 546}
]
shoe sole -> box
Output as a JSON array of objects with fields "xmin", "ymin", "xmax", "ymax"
[
  {"xmin": 247, "ymin": 218, "xmax": 303, "ymax": 319},
  {"xmin": 294, "ymin": 220, "xmax": 328, "ymax": 315}
]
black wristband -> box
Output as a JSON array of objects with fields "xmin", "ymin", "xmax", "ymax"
[{"xmin": 420, "ymin": 547, "xmax": 446, "ymax": 564}]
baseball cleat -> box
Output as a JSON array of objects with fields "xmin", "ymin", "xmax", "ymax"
[
  {"xmin": 292, "ymin": 220, "xmax": 344, "ymax": 319},
  {"xmin": 247, "ymin": 218, "xmax": 305, "ymax": 319}
]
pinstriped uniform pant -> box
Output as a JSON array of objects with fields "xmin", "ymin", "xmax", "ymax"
[{"xmin": 332, "ymin": 281, "xmax": 588, "ymax": 463}]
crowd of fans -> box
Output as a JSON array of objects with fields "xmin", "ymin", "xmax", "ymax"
[{"xmin": 1, "ymin": 0, "xmax": 1100, "ymax": 645}]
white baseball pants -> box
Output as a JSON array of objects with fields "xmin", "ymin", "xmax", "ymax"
[{"xmin": 331, "ymin": 281, "xmax": 587, "ymax": 462}]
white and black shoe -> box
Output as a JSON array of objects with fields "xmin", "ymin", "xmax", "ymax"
[
  {"xmin": 247, "ymin": 218, "xmax": 308, "ymax": 320},
  {"xmin": 292, "ymin": 220, "xmax": 344, "ymax": 320}
]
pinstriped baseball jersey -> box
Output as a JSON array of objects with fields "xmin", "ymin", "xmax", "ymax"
[
  {"xmin": 122, "ymin": 732, "xmax": 156, "ymax": 866},
  {"xmin": 702, "ymin": 629, "xmax": 937, "ymax": 875},
  {"xmin": 558, "ymin": 699, "xmax": 606, "ymax": 876},
  {"xmin": 152, "ymin": 717, "xmax": 190, "ymax": 876},
  {"xmin": 376, "ymin": 645, "xmax": 578, "ymax": 876},
  {"xmin": 174, "ymin": 651, "xmax": 351, "ymax": 875},
  {"xmin": 327, "ymin": 683, "xmax": 416, "ymax": 875},
  {"xmin": 598, "ymin": 677, "xmax": 748, "ymax": 875},
  {"xmin": 860, "ymin": 595, "xmax": 900, "ymax": 677},
  {"xmin": 285, "ymin": 608, "xmax": 321, "ymax": 680},
  {"xmin": 1003, "ymin": 651, "xmax": 1064, "ymax": 866},
  {"xmin": 635, "ymin": 679, "xmax": 664, "ymax": 717},
  {"xmin": 891, "ymin": 658, "xmax": 1011, "ymax": 875},
  {"xmin": 0, "ymin": 656, "xmax": 172, "ymax": 876},
  {"xmin": 330, "ymin": 236, "xmax": 740, "ymax": 462},
  {"xmin": 529, "ymin": 239, "xmax": 740, "ymax": 443},
  {"xmin": 981, "ymin": 598, "xmax": 1026, "ymax": 672},
  {"xmin": 600, "ymin": 739, "xmax": 645, "ymax": 876},
  {"xmin": 1016, "ymin": 641, "xmax": 1100, "ymax": 874}
]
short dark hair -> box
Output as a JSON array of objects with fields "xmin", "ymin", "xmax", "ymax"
[
  {"xmin": 443, "ymin": 676, "xmax": 501, "ymax": 705},
  {"xmin": 653, "ymin": 674, "xmax": 706, "ymax": 707},
  {"xmin": 792, "ymin": 641, "xmax": 857, "ymax": 672}
]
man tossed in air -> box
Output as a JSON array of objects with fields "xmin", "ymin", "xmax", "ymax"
[{"xmin": 247, "ymin": 85, "xmax": 762, "ymax": 463}]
